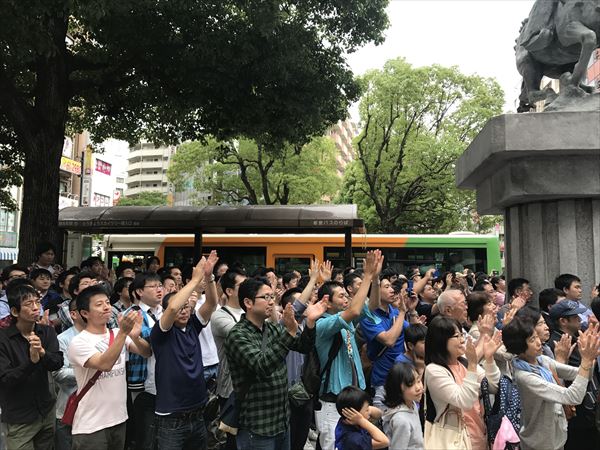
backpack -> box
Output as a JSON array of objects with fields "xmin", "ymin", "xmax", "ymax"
[
  {"xmin": 299, "ymin": 331, "xmax": 343, "ymax": 401},
  {"xmin": 481, "ymin": 375, "xmax": 521, "ymax": 448}
]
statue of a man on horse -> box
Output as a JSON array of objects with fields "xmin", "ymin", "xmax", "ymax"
[{"xmin": 516, "ymin": 0, "xmax": 600, "ymax": 112}]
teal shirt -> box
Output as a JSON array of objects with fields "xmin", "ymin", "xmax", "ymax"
[{"xmin": 316, "ymin": 306, "xmax": 369, "ymax": 395}]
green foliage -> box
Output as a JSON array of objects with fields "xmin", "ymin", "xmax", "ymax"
[
  {"xmin": 337, "ymin": 59, "xmax": 504, "ymax": 233},
  {"xmin": 116, "ymin": 191, "xmax": 167, "ymax": 206},
  {"xmin": 168, "ymin": 136, "xmax": 340, "ymax": 205}
]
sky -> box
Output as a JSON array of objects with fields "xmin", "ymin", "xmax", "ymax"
[{"xmin": 347, "ymin": 0, "xmax": 536, "ymax": 118}]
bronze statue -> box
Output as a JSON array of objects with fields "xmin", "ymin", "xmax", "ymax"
[{"xmin": 516, "ymin": 0, "xmax": 600, "ymax": 112}]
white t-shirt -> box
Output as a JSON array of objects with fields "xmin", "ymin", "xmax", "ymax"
[
  {"xmin": 195, "ymin": 295, "xmax": 219, "ymax": 367},
  {"xmin": 68, "ymin": 329, "xmax": 132, "ymax": 435}
]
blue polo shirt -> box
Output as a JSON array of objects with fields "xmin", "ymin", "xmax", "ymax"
[
  {"xmin": 360, "ymin": 305, "xmax": 408, "ymax": 387},
  {"xmin": 150, "ymin": 314, "xmax": 208, "ymax": 414}
]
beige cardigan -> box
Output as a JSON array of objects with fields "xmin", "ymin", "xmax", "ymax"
[{"xmin": 425, "ymin": 360, "xmax": 500, "ymax": 421}]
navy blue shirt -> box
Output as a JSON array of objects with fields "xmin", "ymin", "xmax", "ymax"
[
  {"xmin": 360, "ymin": 305, "xmax": 408, "ymax": 386},
  {"xmin": 151, "ymin": 314, "xmax": 208, "ymax": 414},
  {"xmin": 335, "ymin": 419, "xmax": 372, "ymax": 450}
]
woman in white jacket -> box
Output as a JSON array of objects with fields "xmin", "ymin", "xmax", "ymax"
[{"xmin": 424, "ymin": 316, "xmax": 502, "ymax": 450}]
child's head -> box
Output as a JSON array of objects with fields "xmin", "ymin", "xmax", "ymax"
[
  {"xmin": 404, "ymin": 323, "xmax": 427, "ymax": 359},
  {"xmin": 384, "ymin": 363, "xmax": 423, "ymax": 408},
  {"xmin": 336, "ymin": 386, "xmax": 371, "ymax": 421},
  {"xmin": 29, "ymin": 268, "xmax": 52, "ymax": 291}
]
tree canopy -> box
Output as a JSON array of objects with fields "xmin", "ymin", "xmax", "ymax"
[
  {"xmin": 0, "ymin": 0, "xmax": 388, "ymax": 263},
  {"xmin": 168, "ymin": 136, "xmax": 340, "ymax": 205},
  {"xmin": 116, "ymin": 191, "xmax": 167, "ymax": 206},
  {"xmin": 337, "ymin": 59, "xmax": 504, "ymax": 233}
]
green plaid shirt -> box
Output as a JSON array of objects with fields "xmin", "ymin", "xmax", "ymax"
[{"xmin": 225, "ymin": 314, "xmax": 315, "ymax": 436}]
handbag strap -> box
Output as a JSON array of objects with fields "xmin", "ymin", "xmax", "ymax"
[{"xmin": 76, "ymin": 329, "xmax": 115, "ymax": 401}]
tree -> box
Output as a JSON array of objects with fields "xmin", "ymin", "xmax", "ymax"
[
  {"xmin": 116, "ymin": 191, "xmax": 167, "ymax": 207},
  {"xmin": 168, "ymin": 137, "xmax": 340, "ymax": 205},
  {"xmin": 337, "ymin": 59, "xmax": 504, "ymax": 233},
  {"xmin": 0, "ymin": 0, "xmax": 388, "ymax": 264}
]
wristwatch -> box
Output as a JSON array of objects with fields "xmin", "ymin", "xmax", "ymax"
[{"xmin": 208, "ymin": 274, "xmax": 215, "ymax": 283}]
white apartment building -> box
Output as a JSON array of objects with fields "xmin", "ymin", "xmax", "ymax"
[{"xmin": 125, "ymin": 142, "xmax": 175, "ymax": 198}]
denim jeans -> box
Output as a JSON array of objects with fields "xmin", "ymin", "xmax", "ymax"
[
  {"xmin": 155, "ymin": 409, "xmax": 207, "ymax": 450},
  {"xmin": 236, "ymin": 429, "xmax": 290, "ymax": 450}
]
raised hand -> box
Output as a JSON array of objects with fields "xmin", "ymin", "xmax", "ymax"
[
  {"xmin": 282, "ymin": 303, "xmax": 298, "ymax": 337},
  {"xmin": 203, "ymin": 250, "xmax": 219, "ymax": 279},
  {"xmin": 578, "ymin": 324, "xmax": 600, "ymax": 362},
  {"xmin": 511, "ymin": 296, "xmax": 526, "ymax": 311},
  {"xmin": 341, "ymin": 407, "xmax": 365, "ymax": 426},
  {"xmin": 129, "ymin": 311, "xmax": 143, "ymax": 340},
  {"xmin": 190, "ymin": 256, "xmax": 207, "ymax": 284},
  {"xmin": 363, "ymin": 250, "xmax": 378, "ymax": 277},
  {"xmin": 502, "ymin": 307, "xmax": 517, "ymax": 327},
  {"xmin": 478, "ymin": 314, "xmax": 496, "ymax": 338},
  {"xmin": 309, "ymin": 259, "xmax": 320, "ymax": 281},
  {"xmin": 465, "ymin": 337, "xmax": 478, "ymax": 370},
  {"xmin": 373, "ymin": 250, "xmax": 384, "ymax": 277},
  {"xmin": 118, "ymin": 309, "xmax": 139, "ymax": 335},
  {"xmin": 305, "ymin": 297, "xmax": 328, "ymax": 324},
  {"xmin": 28, "ymin": 332, "xmax": 44, "ymax": 363},
  {"xmin": 482, "ymin": 332, "xmax": 503, "ymax": 362},
  {"xmin": 319, "ymin": 260, "xmax": 333, "ymax": 282},
  {"xmin": 554, "ymin": 333, "xmax": 575, "ymax": 364},
  {"xmin": 405, "ymin": 292, "xmax": 419, "ymax": 312},
  {"xmin": 37, "ymin": 309, "xmax": 50, "ymax": 326}
]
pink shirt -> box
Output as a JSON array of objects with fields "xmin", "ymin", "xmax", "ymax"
[{"xmin": 449, "ymin": 363, "xmax": 488, "ymax": 450}]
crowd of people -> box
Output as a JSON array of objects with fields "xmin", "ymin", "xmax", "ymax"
[{"xmin": 1, "ymin": 241, "xmax": 600, "ymax": 450}]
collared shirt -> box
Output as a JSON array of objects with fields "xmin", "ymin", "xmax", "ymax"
[
  {"xmin": 225, "ymin": 314, "xmax": 315, "ymax": 436},
  {"xmin": 315, "ymin": 309, "xmax": 367, "ymax": 396},
  {"xmin": 107, "ymin": 299, "xmax": 130, "ymax": 330},
  {"xmin": 0, "ymin": 323, "xmax": 63, "ymax": 423},
  {"xmin": 56, "ymin": 299, "xmax": 73, "ymax": 332},
  {"xmin": 574, "ymin": 300, "xmax": 593, "ymax": 329},
  {"xmin": 139, "ymin": 303, "xmax": 162, "ymax": 395},
  {"xmin": 360, "ymin": 305, "xmax": 408, "ymax": 386},
  {"xmin": 53, "ymin": 325, "xmax": 80, "ymax": 419}
]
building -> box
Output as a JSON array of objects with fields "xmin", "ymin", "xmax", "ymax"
[
  {"xmin": 125, "ymin": 142, "xmax": 175, "ymax": 198},
  {"xmin": 587, "ymin": 48, "xmax": 600, "ymax": 90},
  {"xmin": 0, "ymin": 186, "xmax": 20, "ymax": 265},
  {"xmin": 326, "ymin": 119, "xmax": 359, "ymax": 177}
]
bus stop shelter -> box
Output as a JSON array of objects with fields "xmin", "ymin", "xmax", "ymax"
[{"xmin": 58, "ymin": 205, "xmax": 365, "ymax": 266}]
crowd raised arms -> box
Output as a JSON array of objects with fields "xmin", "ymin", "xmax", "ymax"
[{"xmin": 1, "ymin": 240, "xmax": 600, "ymax": 450}]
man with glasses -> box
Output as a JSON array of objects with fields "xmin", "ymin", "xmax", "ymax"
[
  {"xmin": 53, "ymin": 299, "xmax": 85, "ymax": 450},
  {"xmin": 226, "ymin": 277, "xmax": 327, "ymax": 450},
  {"xmin": 0, "ymin": 282, "xmax": 63, "ymax": 450},
  {"xmin": 129, "ymin": 272, "xmax": 164, "ymax": 450}
]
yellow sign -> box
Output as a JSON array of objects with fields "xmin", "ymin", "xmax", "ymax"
[{"xmin": 59, "ymin": 156, "xmax": 81, "ymax": 175}]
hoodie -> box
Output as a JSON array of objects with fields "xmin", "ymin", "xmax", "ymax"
[{"xmin": 382, "ymin": 402, "xmax": 424, "ymax": 450}]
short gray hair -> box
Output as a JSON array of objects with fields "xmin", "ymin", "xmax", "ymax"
[{"xmin": 437, "ymin": 289, "xmax": 462, "ymax": 316}]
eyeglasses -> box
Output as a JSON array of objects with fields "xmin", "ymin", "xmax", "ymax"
[
  {"xmin": 255, "ymin": 294, "xmax": 276, "ymax": 301},
  {"xmin": 450, "ymin": 333, "xmax": 465, "ymax": 341},
  {"xmin": 144, "ymin": 284, "xmax": 163, "ymax": 290},
  {"xmin": 22, "ymin": 299, "xmax": 42, "ymax": 308}
]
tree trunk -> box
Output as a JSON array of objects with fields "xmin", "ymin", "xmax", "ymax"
[{"xmin": 18, "ymin": 129, "xmax": 64, "ymax": 266}]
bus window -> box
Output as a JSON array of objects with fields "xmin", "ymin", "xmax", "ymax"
[
  {"xmin": 325, "ymin": 247, "xmax": 489, "ymax": 275},
  {"xmin": 165, "ymin": 246, "xmax": 266, "ymax": 274},
  {"xmin": 274, "ymin": 257, "xmax": 312, "ymax": 275},
  {"xmin": 106, "ymin": 251, "xmax": 154, "ymax": 270}
]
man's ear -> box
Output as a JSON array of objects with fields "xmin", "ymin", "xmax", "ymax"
[
  {"xmin": 10, "ymin": 306, "xmax": 18, "ymax": 318},
  {"xmin": 243, "ymin": 297, "xmax": 253, "ymax": 311}
]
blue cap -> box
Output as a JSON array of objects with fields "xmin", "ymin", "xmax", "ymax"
[{"xmin": 549, "ymin": 300, "xmax": 587, "ymax": 320}]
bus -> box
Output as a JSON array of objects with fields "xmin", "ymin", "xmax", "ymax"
[{"xmin": 102, "ymin": 233, "xmax": 502, "ymax": 276}]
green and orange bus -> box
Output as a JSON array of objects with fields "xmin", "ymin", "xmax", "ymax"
[{"xmin": 102, "ymin": 233, "xmax": 503, "ymax": 276}]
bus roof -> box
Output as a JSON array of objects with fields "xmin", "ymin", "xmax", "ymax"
[{"xmin": 59, "ymin": 205, "xmax": 365, "ymax": 234}]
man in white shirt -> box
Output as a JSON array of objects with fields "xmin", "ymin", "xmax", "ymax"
[{"xmin": 68, "ymin": 285, "xmax": 151, "ymax": 450}]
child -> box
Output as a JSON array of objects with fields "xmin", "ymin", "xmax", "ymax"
[
  {"xmin": 334, "ymin": 386, "xmax": 389, "ymax": 450},
  {"xmin": 395, "ymin": 323, "xmax": 426, "ymax": 374},
  {"xmin": 382, "ymin": 362, "xmax": 424, "ymax": 450}
]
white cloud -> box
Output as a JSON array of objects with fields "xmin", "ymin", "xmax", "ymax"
[{"xmin": 347, "ymin": 0, "xmax": 536, "ymax": 119}]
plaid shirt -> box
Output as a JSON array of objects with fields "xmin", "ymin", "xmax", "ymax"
[
  {"xmin": 126, "ymin": 309, "xmax": 152, "ymax": 390},
  {"xmin": 225, "ymin": 315, "xmax": 315, "ymax": 436}
]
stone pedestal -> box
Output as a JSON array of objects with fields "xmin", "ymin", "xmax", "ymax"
[{"xmin": 456, "ymin": 111, "xmax": 600, "ymax": 303}]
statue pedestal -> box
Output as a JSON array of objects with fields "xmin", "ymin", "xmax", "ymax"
[{"xmin": 456, "ymin": 111, "xmax": 600, "ymax": 302}]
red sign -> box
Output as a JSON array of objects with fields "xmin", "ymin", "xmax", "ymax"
[{"xmin": 95, "ymin": 159, "xmax": 112, "ymax": 176}]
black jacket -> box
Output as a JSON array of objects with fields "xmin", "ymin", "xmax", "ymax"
[{"xmin": 0, "ymin": 322, "xmax": 63, "ymax": 423}]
